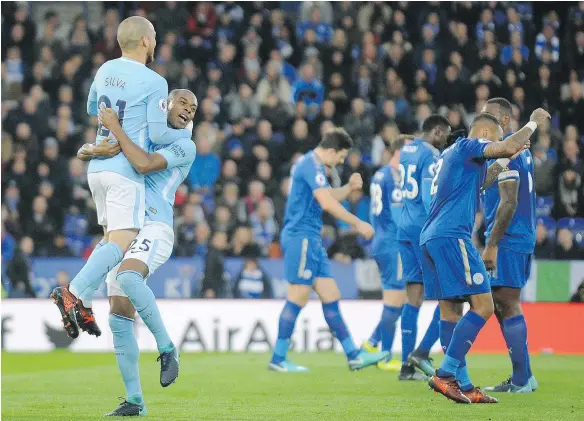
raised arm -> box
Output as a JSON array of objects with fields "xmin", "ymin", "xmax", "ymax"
[
  {"xmin": 100, "ymin": 107, "xmax": 168, "ymax": 174},
  {"xmin": 147, "ymin": 78, "xmax": 192, "ymax": 145},
  {"xmin": 483, "ymin": 108, "xmax": 550, "ymax": 160},
  {"xmin": 330, "ymin": 173, "xmax": 363, "ymax": 201}
]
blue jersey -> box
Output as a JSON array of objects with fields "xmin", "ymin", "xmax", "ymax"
[
  {"xmin": 370, "ymin": 165, "xmax": 402, "ymax": 256},
  {"xmin": 484, "ymin": 148, "xmax": 536, "ymax": 253},
  {"xmin": 145, "ymin": 138, "xmax": 196, "ymax": 228},
  {"xmin": 87, "ymin": 57, "xmax": 192, "ymax": 183},
  {"xmin": 397, "ymin": 138, "xmax": 439, "ymax": 242},
  {"xmin": 420, "ymin": 137, "xmax": 491, "ymax": 244},
  {"xmin": 282, "ymin": 151, "xmax": 330, "ymax": 238}
]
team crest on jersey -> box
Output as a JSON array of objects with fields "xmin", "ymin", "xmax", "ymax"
[
  {"xmin": 315, "ymin": 172, "xmax": 326, "ymax": 187},
  {"xmin": 158, "ymin": 98, "xmax": 168, "ymax": 114}
]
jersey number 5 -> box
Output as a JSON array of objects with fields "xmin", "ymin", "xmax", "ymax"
[
  {"xmin": 430, "ymin": 159, "xmax": 443, "ymax": 195},
  {"xmin": 97, "ymin": 95, "xmax": 127, "ymax": 137}
]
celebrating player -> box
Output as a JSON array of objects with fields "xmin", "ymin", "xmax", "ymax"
[
  {"xmin": 366, "ymin": 137, "xmax": 405, "ymax": 371},
  {"xmin": 269, "ymin": 128, "xmax": 388, "ymax": 372},
  {"xmin": 78, "ymin": 89, "xmax": 198, "ymax": 416},
  {"xmin": 51, "ymin": 16, "xmax": 193, "ymax": 338},
  {"xmin": 481, "ymin": 98, "xmax": 538, "ymax": 393},
  {"xmin": 396, "ymin": 115, "xmax": 451, "ymax": 380},
  {"xmin": 421, "ymin": 108, "xmax": 549, "ymax": 404}
]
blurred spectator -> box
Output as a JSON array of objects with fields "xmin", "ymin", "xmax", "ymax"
[
  {"xmin": 297, "ymin": 6, "xmax": 333, "ymax": 45},
  {"xmin": 560, "ymin": 81, "xmax": 584, "ymax": 133},
  {"xmin": 6, "ymin": 236, "xmax": 36, "ymax": 297},
  {"xmin": 571, "ymin": 280, "xmax": 584, "ymax": 302},
  {"xmin": 175, "ymin": 203, "xmax": 206, "ymax": 257},
  {"xmin": 237, "ymin": 180, "xmax": 268, "ymax": 223},
  {"xmin": 292, "ymin": 63, "xmax": 324, "ymax": 120},
  {"xmin": 555, "ymin": 227, "xmax": 582, "ymax": 259},
  {"xmin": 534, "ymin": 221, "xmax": 555, "ymax": 259},
  {"xmin": 250, "ymin": 199, "xmax": 278, "ymax": 255},
  {"xmin": 554, "ymin": 139, "xmax": 583, "ymax": 218},
  {"xmin": 25, "ymin": 196, "xmax": 57, "ymax": 255},
  {"xmin": 230, "ymin": 225, "xmax": 253, "ymax": 257},
  {"xmin": 200, "ymin": 231, "xmax": 228, "ymax": 298},
  {"xmin": 229, "ymin": 83, "xmax": 260, "ymax": 124},
  {"xmin": 343, "ymin": 98, "xmax": 375, "ymax": 153},
  {"xmin": 46, "ymin": 234, "xmax": 74, "ymax": 257},
  {"xmin": 233, "ymin": 244, "xmax": 273, "ymax": 299},
  {"xmin": 328, "ymin": 232, "xmax": 366, "ymax": 263},
  {"xmin": 501, "ymin": 31, "xmax": 530, "ymax": 65},
  {"xmin": 273, "ymin": 177, "xmax": 290, "ymax": 227},
  {"xmin": 187, "ymin": 137, "xmax": 220, "ymax": 193},
  {"xmin": 535, "ymin": 23, "xmax": 560, "ymax": 63},
  {"xmin": 187, "ymin": 2, "xmax": 217, "ymax": 39}
]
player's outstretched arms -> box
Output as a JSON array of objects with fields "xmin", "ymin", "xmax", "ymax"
[
  {"xmin": 313, "ymin": 188, "xmax": 374, "ymax": 239},
  {"xmin": 76, "ymin": 142, "xmax": 121, "ymax": 161},
  {"xmin": 482, "ymin": 178, "xmax": 519, "ymax": 270},
  {"xmin": 99, "ymin": 107, "xmax": 168, "ymax": 174},
  {"xmin": 483, "ymin": 108, "xmax": 550, "ymax": 160}
]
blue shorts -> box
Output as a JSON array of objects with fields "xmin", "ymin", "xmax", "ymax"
[
  {"xmin": 398, "ymin": 240, "xmax": 423, "ymax": 284},
  {"xmin": 374, "ymin": 251, "xmax": 404, "ymax": 291},
  {"xmin": 421, "ymin": 237, "xmax": 490, "ymax": 300},
  {"xmin": 282, "ymin": 235, "xmax": 331, "ymax": 286},
  {"xmin": 490, "ymin": 247, "xmax": 532, "ymax": 289}
]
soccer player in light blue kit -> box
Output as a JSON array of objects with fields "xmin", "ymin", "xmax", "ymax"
[
  {"xmin": 421, "ymin": 109, "xmax": 549, "ymax": 404},
  {"xmin": 395, "ymin": 115, "xmax": 451, "ymax": 380},
  {"xmin": 79, "ymin": 89, "xmax": 198, "ymax": 416},
  {"xmin": 51, "ymin": 16, "xmax": 193, "ymax": 339},
  {"xmin": 366, "ymin": 137, "xmax": 405, "ymax": 372},
  {"xmin": 480, "ymin": 98, "xmax": 538, "ymax": 393},
  {"xmin": 269, "ymin": 128, "xmax": 389, "ymax": 372}
]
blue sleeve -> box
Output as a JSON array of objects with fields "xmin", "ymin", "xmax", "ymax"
[
  {"xmin": 460, "ymin": 138, "xmax": 491, "ymax": 161},
  {"xmin": 292, "ymin": 81, "xmax": 301, "ymax": 103},
  {"xmin": 87, "ymin": 79, "xmax": 98, "ymax": 116},
  {"xmin": 157, "ymin": 139, "xmax": 197, "ymax": 174},
  {"xmin": 147, "ymin": 77, "xmax": 192, "ymax": 144},
  {"xmin": 296, "ymin": 22, "xmax": 305, "ymax": 40},
  {"xmin": 302, "ymin": 161, "xmax": 329, "ymax": 191}
]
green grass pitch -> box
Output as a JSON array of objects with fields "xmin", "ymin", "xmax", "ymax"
[{"xmin": 2, "ymin": 351, "xmax": 584, "ymax": 420}]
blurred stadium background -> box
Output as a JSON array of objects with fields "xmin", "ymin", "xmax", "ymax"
[{"xmin": 1, "ymin": 1, "xmax": 584, "ymax": 356}]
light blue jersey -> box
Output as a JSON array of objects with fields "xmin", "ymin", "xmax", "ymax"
[
  {"xmin": 87, "ymin": 57, "xmax": 192, "ymax": 183},
  {"xmin": 145, "ymin": 138, "xmax": 196, "ymax": 228},
  {"xmin": 420, "ymin": 137, "xmax": 491, "ymax": 244},
  {"xmin": 397, "ymin": 138, "xmax": 439, "ymax": 242},
  {"xmin": 370, "ymin": 165, "xmax": 402, "ymax": 256},
  {"xmin": 282, "ymin": 151, "xmax": 330, "ymax": 239}
]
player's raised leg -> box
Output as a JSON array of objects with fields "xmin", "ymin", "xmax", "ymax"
[{"xmin": 105, "ymin": 295, "xmax": 147, "ymax": 417}]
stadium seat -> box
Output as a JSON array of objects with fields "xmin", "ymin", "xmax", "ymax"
[
  {"xmin": 535, "ymin": 196, "xmax": 554, "ymax": 217},
  {"xmin": 557, "ymin": 218, "xmax": 584, "ymax": 247}
]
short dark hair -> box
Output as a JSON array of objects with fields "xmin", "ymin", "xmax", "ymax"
[
  {"xmin": 422, "ymin": 114, "xmax": 451, "ymax": 132},
  {"xmin": 470, "ymin": 113, "xmax": 500, "ymax": 129},
  {"xmin": 486, "ymin": 97, "xmax": 512, "ymax": 116},
  {"xmin": 319, "ymin": 127, "xmax": 353, "ymax": 151}
]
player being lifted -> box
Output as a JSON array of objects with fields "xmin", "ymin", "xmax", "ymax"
[
  {"xmin": 51, "ymin": 16, "xmax": 192, "ymax": 338},
  {"xmin": 366, "ymin": 136, "xmax": 405, "ymax": 372},
  {"xmin": 481, "ymin": 98, "xmax": 538, "ymax": 393},
  {"xmin": 78, "ymin": 89, "xmax": 198, "ymax": 416},
  {"xmin": 269, "ymin": 128, "xmax": 389, "ymax": 372},
  {"xmin": 421, "ymin": 108, "xmax": 549, "ymax": 404}
]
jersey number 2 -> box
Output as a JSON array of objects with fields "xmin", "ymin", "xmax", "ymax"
[
  {"xmin": 430, "ymin": 159, "xmax": 443, "ymax": 195},
  {"xmin": 97, "ymin": 95, "xmax": 127, "ymax": 137}
]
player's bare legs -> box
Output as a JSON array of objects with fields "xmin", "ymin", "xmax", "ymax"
[
  {"xmin": 485, "ymin": 286, "xmax": 536, "ymax": 392},
  {"xmin": 106, "ymin": 295, "xmax": 147, "ymax": 417},
  {"xmin": 315, "ymin": 277, "xmax": 389, "ymax": 370},
  {"xmin": 116, "ymin": 258, "xmax": 178, "ymax": 387}
]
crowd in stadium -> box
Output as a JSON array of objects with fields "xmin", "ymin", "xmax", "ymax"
[{"xmin": 1, "ymin": 1, "xmax": 583, "ymax": 279}]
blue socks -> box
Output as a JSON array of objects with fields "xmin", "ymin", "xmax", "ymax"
[
  {"xmin": 418, "ymin": 305, "xmax": 441, "ymax": 354},
  {"xmin": 368, "ymin": 321, "xmax": 382, "ymax": 347},
  {"xmin": 502, "ymin": 314, "xmax": 531, "ymax": 386},
  {"xmin": 400, "ymin": 303, "xmax": 419, "ymax": 364},
  {"xmin": 69, "ymin": 242, "xmax": 123, "ymax": 300},
  {"xmin": 109, "ymin": 314, "xmax": 144, "ymax": 407},
  {"xmin": 271, "ymin": 300, "xmax": 302, "ymax": 364},
  {"xmin": 437, "ymin": 311, "xmax": 486, "ymax": 378},
  {"xmin": 440, "ymin": 319, "xmax": 474, "ymax": 390},
  {"xmin": 381, "ymin": 305, "xmax": 401, "ymax": 356},
  {"xmin": 117, "ymin": 270, "xmax": 173, "ymax": 353},
  {"xmin": 322, "ymin": 301, "xmax": 359, "ymax": 360}
]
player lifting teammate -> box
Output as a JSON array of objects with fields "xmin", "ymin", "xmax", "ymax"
[
  {"xmin": 269, "ymin": 128, "xmax": 389, "ymax": 372},
  {"xmin": 421, "ymin": 108, "xmax": 549, "ymax": 404}
]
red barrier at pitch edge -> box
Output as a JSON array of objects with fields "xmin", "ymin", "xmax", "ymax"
[{"xmin": 473, "ymin": 303, "xmax": 584, "ymax": 354}]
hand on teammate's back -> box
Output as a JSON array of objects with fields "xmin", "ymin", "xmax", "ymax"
[
  {"xmin": 99, "ymin": 106, "xmax": 120, "ymax": 131},
  {"xmin": 94, "ymin": 137, "xmax": 121, "ymax": 158},
  {"xmin": 356, "ymin": 220, "xmax": 374, "ymax": 240},
  {"xmin": 529, "ymin": 108, "xmax": 551, "ymax": 127}
]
